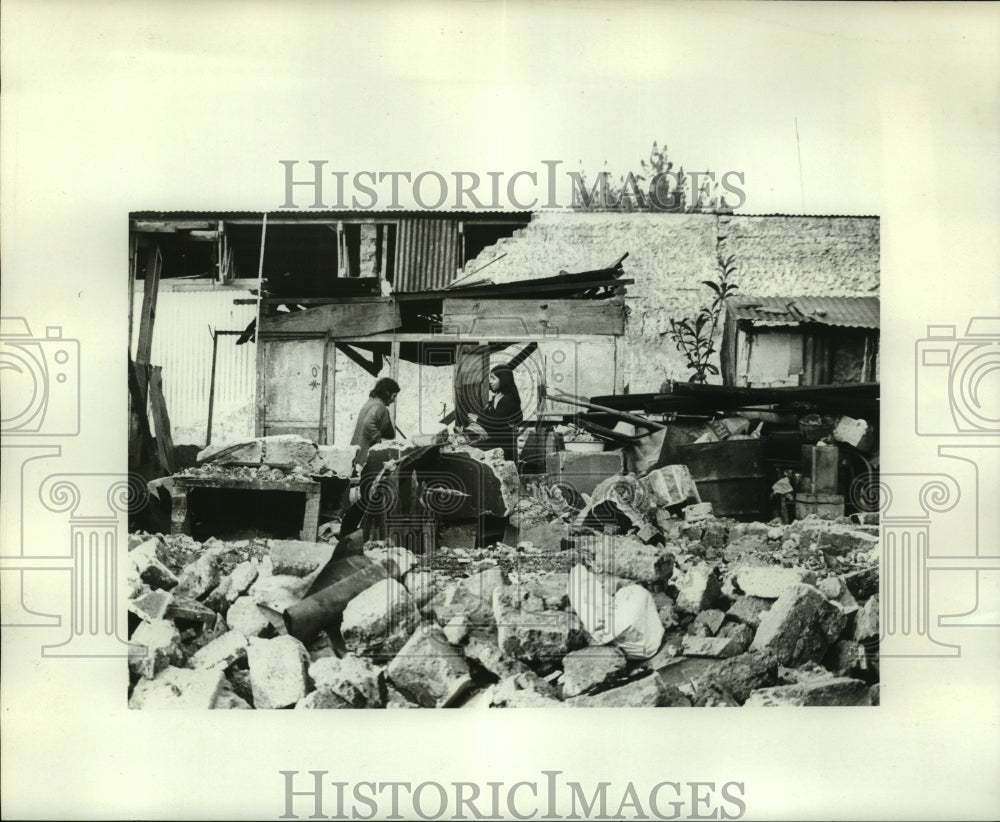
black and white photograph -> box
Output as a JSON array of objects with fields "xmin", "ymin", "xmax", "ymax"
[
  {"xmin": 125, "ymin": 204, "xmax": 881, "ymax": 711},
  {"xmin": 2, "ymin": 2, "xmax": 998, "ymax": 819}
]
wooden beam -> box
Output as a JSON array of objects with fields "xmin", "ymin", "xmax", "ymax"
[
  {"xmin": 148, "ymin": 366, "xmax": 176, "ymax": 473},
  {"xmin": 131, "ymin": 220, "xmax": 215, "ymax": 232},
  {"xmin": 261, "ymin": 300, "xmax": 402, "ymax": 337},
  {"xmin": 442, "ymin": 297, "xmax": 625, "ymax": 336},
  {"xmin": 135, "ymin": 244, "xmax": 162, "ymax": 365}
]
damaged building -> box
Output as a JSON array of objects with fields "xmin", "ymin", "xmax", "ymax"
[{"xmin": 127, "ymin": 209, "xmax": 881, "ymax": 709}]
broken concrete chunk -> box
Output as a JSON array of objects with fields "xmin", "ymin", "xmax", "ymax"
[
  {"xmin": 403, "ymin": 569, "xmax": 437, "ymax": 608},
  {"xmin": 750, "ymin": 583, "xmax": 848, "ymax": 666},
  {"xmin": 247, "ymin": 635, "xmax": 311, "ymax": 709},
  {"xmin": 462, "ymin": 629, "xmax": 533, "ymax": 681},
  {"xmin": 129, "ymin": 539, "xmax": 178, "ymax": 591},
  {"xmin": 691, "ymin": 609, "xmax": 726, "ymax": 637},
  {"xmin": 824, "ymin": 640, "xmax": 870, "ymax": 678},
  {"xmin": 262, "ymin": 434, "xmax": 319, "ymax": 468},
  {"xmin": 443, "ymin": 614, "xmax": 470, "ymax": 645},
  {"xmin": 853, "ymin": 595, "xmax": 879, "ymax": 643},
  {"xmin": 387, "ymin": 625, "xmax": 474, "ymax": 708},
  {"xmin": 698, "ymin": 650, "xmax": 779, "ymax": 704},
  {"xmin": 671, "ymin": 563, "xmax": 723, "ymax": 614},
  {"xmin": 296, "ymin": 690, "xmax": 353, "ymax": 709},
  {"xmin": 313, "ymin": 445, "xmax": 357, "ymax": 477},
  {"xmin": 249, "ymin": 574, "xmax": 311, "ymax": 613},
  {"xmin": 365, "ymin": 545, "xmax": 415, "ymax": 578},
  {"xmin": 567, "ymin": 673, "xmax": 689, "ymax": 707},
  {"xmin": 212, "ymin": 679, "xmax": 253, "ymax": 709},
  {"xmin": 430, "ymin": 567, "xmax": 504, "ymax": 628},
  {"xmin": 725, "ymin": 596, "xmax": 772, "ymax": 629},
  {"xmin": 681, "ymin": 635, "xmax": 742, "ymax": 659},
  {"xmin": 561, "ymin": 646, "xmax": 627, "ymax": 698},
  {"xmin": 132, "ymin": 589, "xmax": 173, "ymax": 621},
  {"xmin": 642, "ymin": 465, "xmax": 700, "ymax": 508},
  {"xmin": 735, "ymin": 566, "xmax": 816, "ymax": 598},
  {"xmin": 591, "ymin": 533, "xmax": 674, "ymax": 585},
  {"xmin": 269, "ymin": 540, "xmax": 334, "ymax": 577},
  {"xmin": 817, "ymin": 576, "xmax": 860, "ymax": 613},
  {"xmin": 842, "ymin": 567, "xmax": 879, "ymax": 601},
  {"xmin": 309, "ymin": 655, "xmax": 383, "ymax": 708},
  {"xmin": 494, "ymin": 585, "xmax": 585, "ymax": 664},
  {"xmin": 745, "ymin": 677, "xmax": 872, "ymax": 706},
  {"xmin": 189, "ymin": 630, "xmax": 249, "ymax": 670},
  {"xmin": 129, "ymin": 665, "xmax": 225, "ymax": 709},
  {"xmin": 341, "ymin": 578, "xmax": 420, "ymax": 658},
  {"xmin": 717, "ymin": 622, "xmax": 754, "ymax": 654},
  {"xmin": 174, "ymin": 546, "xmax": 226, "ymax": 600},
  {"xmin": 225, "ymin": 597, "xmax": 271, "ymax": 638},
  {"xmin": 129, "ymin": 619, "xmax": 184, "ymax": 680},
  {"xmin": 490, "ymin": 672, "xmax": 561, "ymax": 707}
]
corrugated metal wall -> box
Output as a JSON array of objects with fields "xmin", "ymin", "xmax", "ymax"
[
  {"xmin": 131, "ymin": 286, "xmax": 257, "ymax": 446},
  {"xmin": 393, "ymin": 218, "xmax": 460, "ymax": 291}
]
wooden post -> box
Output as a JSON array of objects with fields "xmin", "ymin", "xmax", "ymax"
[
  {"xmin": 206, "ymin": 328, "xmax": 220, "ymax": 446},
  {"xmin": 135, "ymin": 243, "xmax": 162, "ymax": 367},
  {"xmin": 390, "ymin": 335, "xmax": 399, "ymax": 429},
  {"xmin": 253, "ymin": 215, "xmax": 268, "ymax": 437},
  {"xmin": 128, "ymin": 231, "xmax": 138, "ymax": 354}
]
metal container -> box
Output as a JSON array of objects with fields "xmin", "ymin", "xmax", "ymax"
[
  {"xmin": 676, "ymin": 439, "xmax": 769, "ymax": 521},
  {"xmin": 800, "ymin": 444, "xmax": 839, "ymax": 494}
]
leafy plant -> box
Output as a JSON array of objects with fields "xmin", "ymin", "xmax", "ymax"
[{"xmin": 666, "ymin": 253, "xmax": 739, "ymax": 383}]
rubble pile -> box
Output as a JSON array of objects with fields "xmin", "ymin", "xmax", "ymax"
[{"xmin": 127, "ymin": 486, "xmax": 880, "ymax": 708}]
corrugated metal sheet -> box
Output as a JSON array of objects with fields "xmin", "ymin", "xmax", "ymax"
[
  {"xmin": 131, "ymin": 287, "xmax": 257, "ymax": 445},
  {"xmin": 393, "ymin": 218, "xmax": 460, "ymax": 291},
  {"xmin": 726, "ymin": 296, "xmax": 879, "ymax": 329}
]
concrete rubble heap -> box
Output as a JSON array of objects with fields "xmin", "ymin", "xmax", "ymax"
[{"xmin": 128, "ymin": 449, "xmax": 880, "ymax": 708}]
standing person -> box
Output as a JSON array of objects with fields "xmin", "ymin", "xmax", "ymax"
[
  {"xmin": 470, "ymin": 364, "xmax": 523, "ymax": 462},
  {"xmin": 350, "ymin": 377, "xmax": 400, "ymax": 468}
]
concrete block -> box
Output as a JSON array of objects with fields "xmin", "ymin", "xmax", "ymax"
[
  {"xmin": 642, "ymin": 465, "xmax": 700, "ymax": 507},
  {"xmin": 567, "ymin": 673, "xmax": 689, "ymax": 707},
  {"xmin": 443, "ymin": 615, "xmax": 470, "ymax": 645},
  {"xmin": 736, "ymin": 566, "xmax": 816, "ymax": 598},
  {"xmin": 247, "ymin": 635, "xmax": 311, "ymax": 708},
  {"xmin": 591, "ymin": 533, "xmax": 674, "ymax": 586},
  {"xmin": 750, "ymin": 583, "xmax": 848, "ymax": 666},
  {"xmin": 174, "ymin": 546, "xmax": 226, "ymax": 600},
  {"xmin": 494, "ymin": 585, "xmax": 586, "ymax": 664},
  {"xmin": 690, "ymin": 609, "xmax": 726, "ymax": 636},
  {"xmin": 725, "ymin": 596, "xmax": 772, "ymax": 629},
  {"xmin": 129, "ymin": 619, "xmax": 183, "ymax": 680},
  {"xmin": 129, "ymin": 539, "xmax": 178, "ymax": 591},
  {"xmin": 817, "ymin": 576, "xmax": 860, "ymax": 614},
  {"xmin": 387, "ymin": 625, "xmax": 474, "ymax": 708},
  {"xmin": 249, "ymin": 574, "xmax": 311, "ymax": 613},
  {"xmin": 313, "ymin": 445, "xmax": 357, "ymax": 477},
  {"xmin": 490, "ymin": 673, "xmax": 562, "ymax": 707},
  {"xmin": 190, "ymin": 630, "xmax": 249, "ymax": 670},
  {"xmin": 309, "ymin": 655, "xmax": 383, "ymax": 708},
  {"xmin": 561, "ymin": 645, "xmax": 627, "ymax": 698},
  {"xmin": 224, "ymin": 597, "xmax": 271, "ymax": 638},
  {"xmin": 341, "ymin": 578, "xmax": 420, "ymax": 658},
  {"xmin": 745, "ymin": 677, "xmax": 872, "ymax": 706},
  {"xmin": 132, "ymin": 590, "xmax": 173, "ymax": 621},
  {"xmin": 853, "ymin": 595, "xmax": 879, "ymax": 643},
  {"xmin": 269, "ymin": 540, "xmax": 334, "ymax": 577},
  {"xmin": 717, "ymin": 622, "xmax": 754, "ymax": 654},
  {"xmin": 462, "ymin": 629, "xmax": 534, "ymax": 680},
  {"xmin": 696, "ymin": 650, "xmax": 779, "ymax": 704},
  {"xmin": 129, "ymin": 665, "xmax": 225, "ymax": 709},
  {"xmin": 403, "ymin": 569, "xmax": 437, "ymax": 608},
  {"xmin": 672, "ymin": 563, "xmax": 723, "ymax": 614},
  {"xmin": 228, "ymin": 561, "xmax": 260, "ymax": 598},
  {"xmin": 546, "ymin": 451, "xmax": 625, "ymax": 498},
  {"xmin": 263, "ymin": 434, "xmax": 318, "ymax": 467},
  {"xmin": 681, "ymin": 635, "xmax": 742, "ymax": 659}
]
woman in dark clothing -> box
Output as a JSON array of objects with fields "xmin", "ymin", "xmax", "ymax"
[{"xmin": 471, "ymin": 365, "xmax": 523, "ymax": 462}]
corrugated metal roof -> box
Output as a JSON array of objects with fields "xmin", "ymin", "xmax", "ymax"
[
  {"xmin": 726, "ymin": 296, "xmax": 880, "ymax": 328},
  {"xmin": 393, "ymin": 218, "xmax": 461, "ymax": 292}
]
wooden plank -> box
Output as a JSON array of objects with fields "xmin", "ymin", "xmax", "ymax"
[
  {"xmin": 135, "ymin": 244, "xmax": 162, "ymax": 365},
  {"xmin": 148, "ymin": 366, "xmax": 176, "ymax": 473},
  {"xmin": 261, "ymin": 300, "xmax": 402, "ymax": 337},
  {"xmin": 442, "ymin": 298, "xmax": 625, "ymax": 336},
  {"xmin": 131, "ymin": 220, "xmax": 214, "ymax": 232}
]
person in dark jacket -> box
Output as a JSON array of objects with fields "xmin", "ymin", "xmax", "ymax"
[
  {"xmin": 470, "ymin": 365, "xmax": 523, "ymax": 462},
  {"xmin": 350, "ymin": 377, "xmax": 399, "ymax": 467}
]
